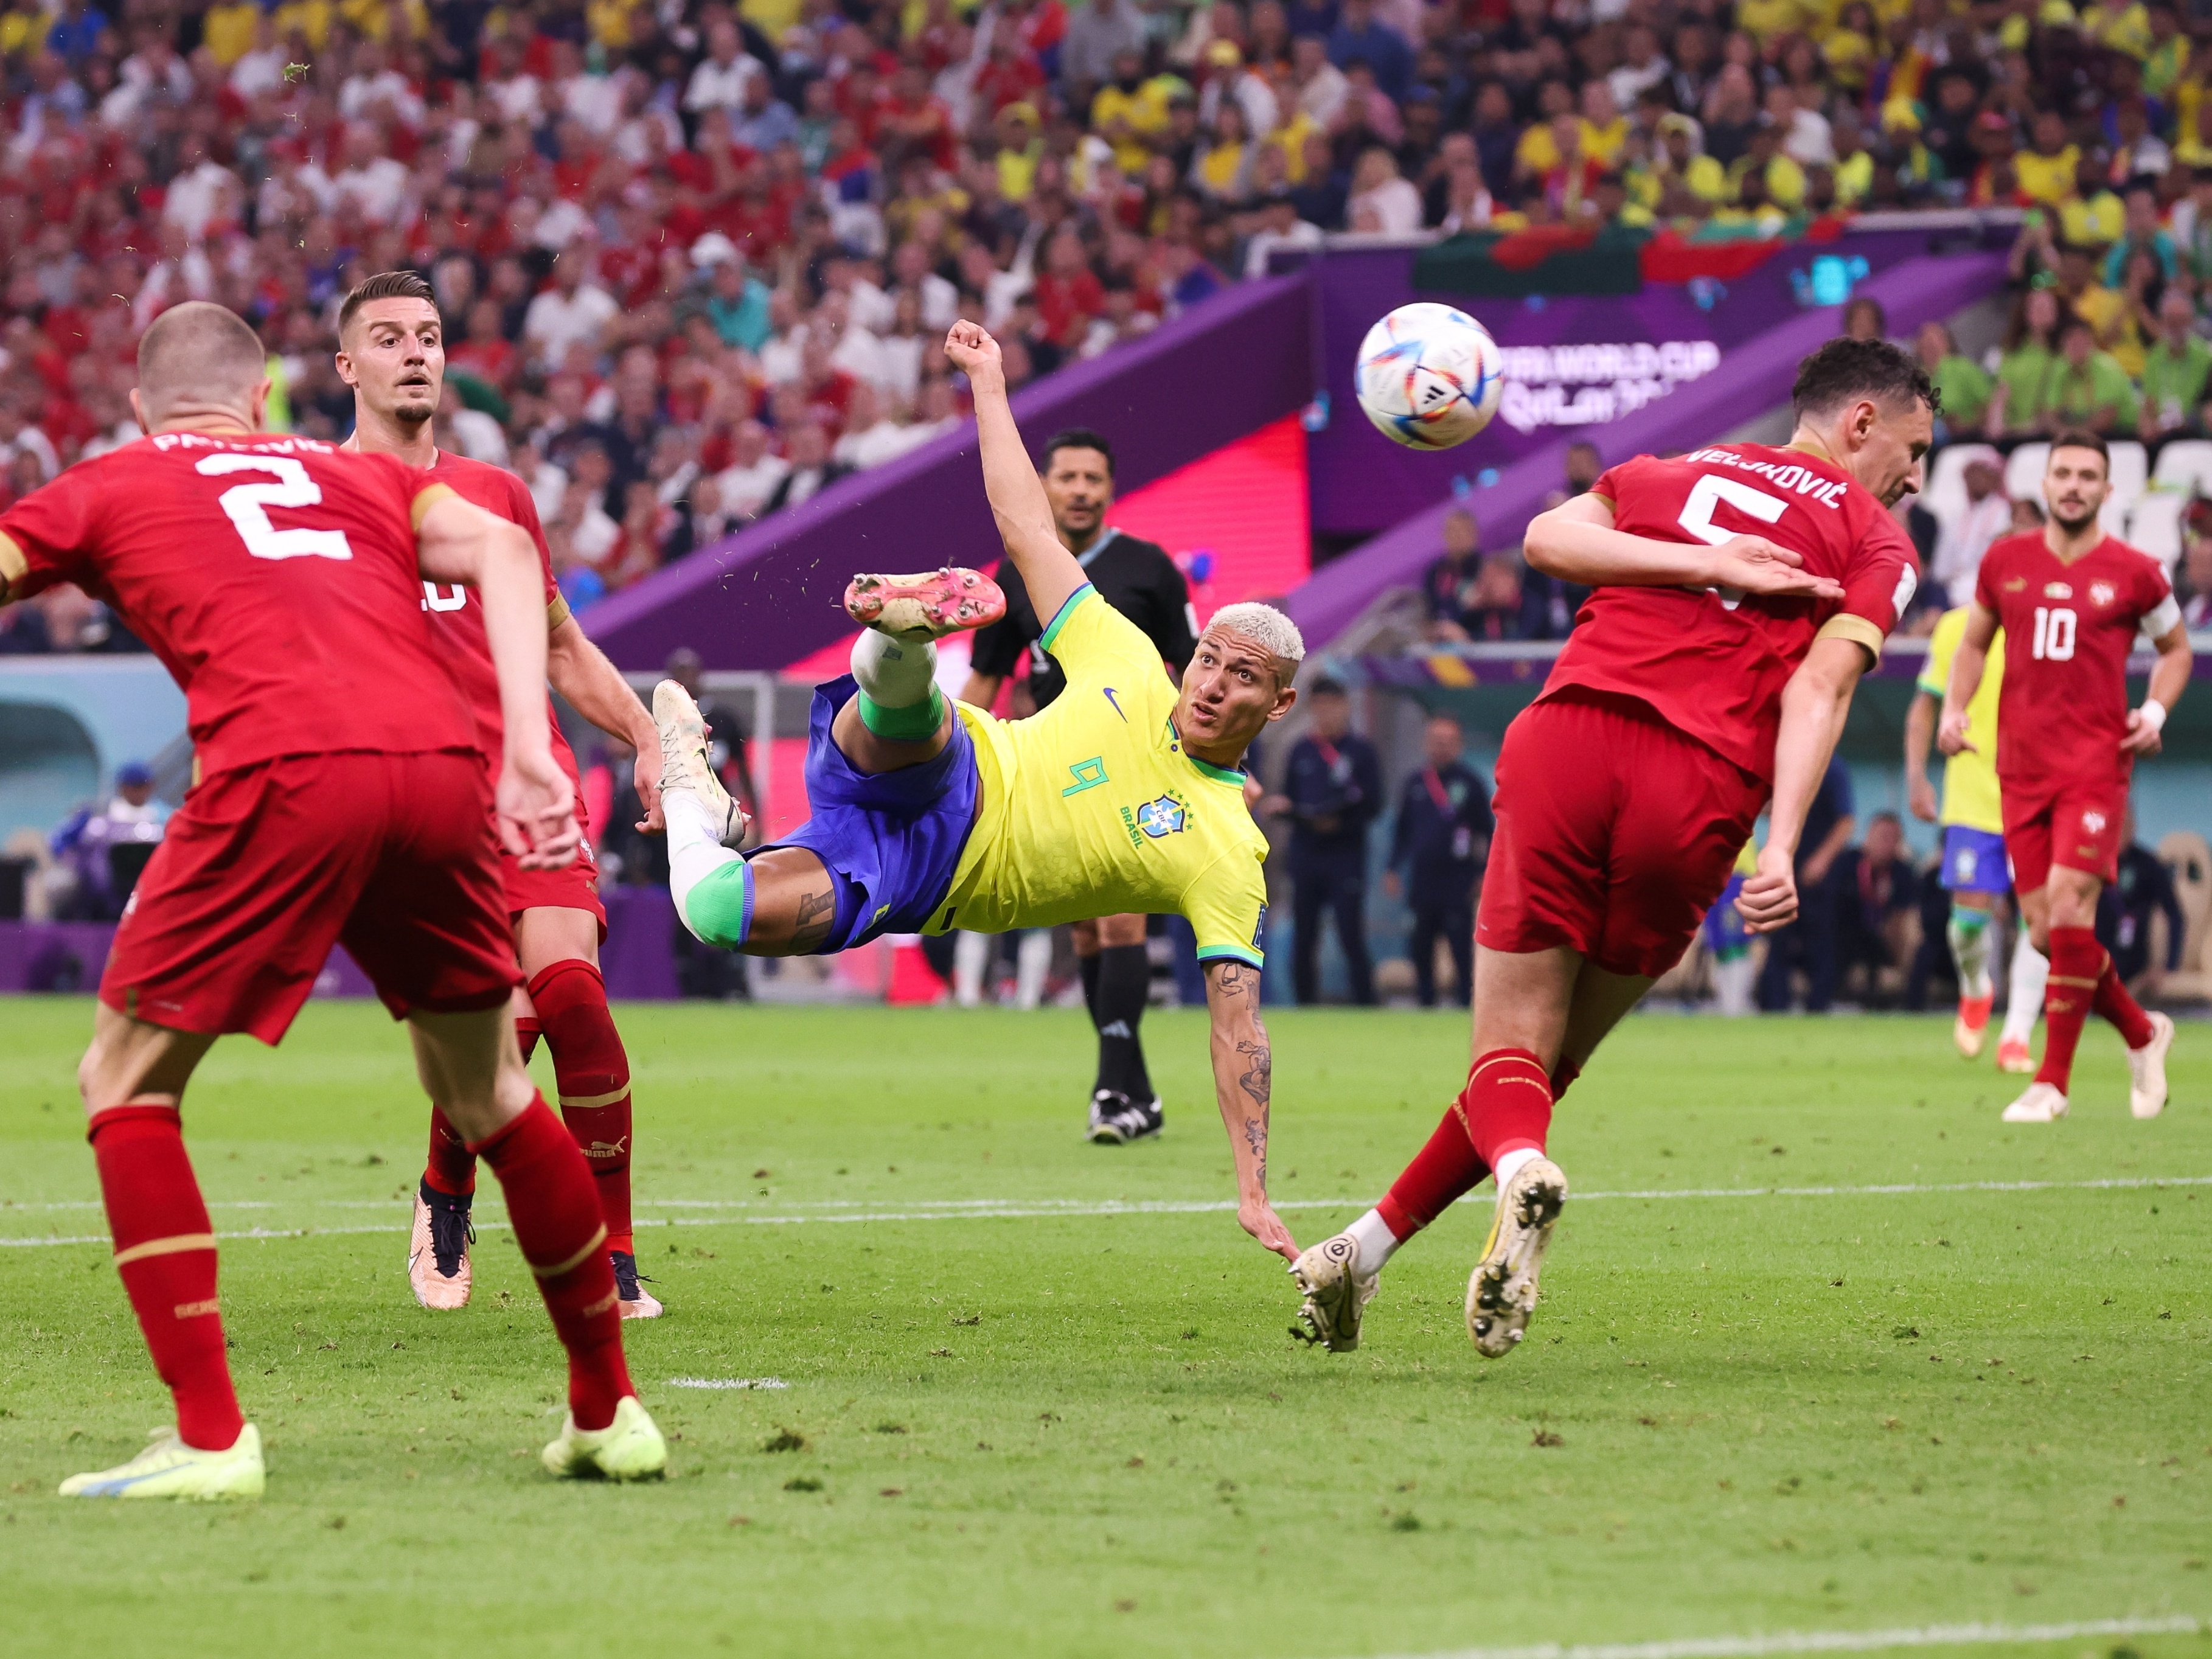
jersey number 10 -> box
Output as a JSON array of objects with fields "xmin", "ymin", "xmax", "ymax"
[{"xmin": 2030, "ymin": 605, "xmax": 2076, "ymax": 662}]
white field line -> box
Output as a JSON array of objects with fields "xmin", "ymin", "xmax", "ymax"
[
  {"xmin": 1362, "ymin": 1614, "xmax": 2204, "ymax": 1659},
  {"xmin": 667, "ymin": 1377, "xmax": 788, "ymax": 1390},
  {"xmin": 3, "ymin": 1173, "xmax": 2208, "ymax": 1250}
]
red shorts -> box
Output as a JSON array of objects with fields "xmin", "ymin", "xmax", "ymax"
[
  {"xmin": 2000, "ymin": 773, "xmax": 2127, "ymax": 891},
  {"xmin": 101, "ymin": 750, "xmax": 520, "ymax": 1045},
  {"xmin": 501, "ymin": 781, "xmax": 606, "ymax": 936},
  {"xmin": 1476, "ymin": 689, "xmax": 1767, "ymax": 980}
]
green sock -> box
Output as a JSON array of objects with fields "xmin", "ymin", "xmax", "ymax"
[{"xmin": 857, "ymin": 686, "xmax": 945, "ymax": 742}]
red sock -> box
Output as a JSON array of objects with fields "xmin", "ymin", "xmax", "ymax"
[
  {"xmin": 1548, "ymin": 1057, "xmax": 1582, "ymax": 1102},
  {"xmin": 516, "ymin": 1015, "xmax": 543, "ymax": 1063},
  {"xmin": 88, "ymin": 1104, "xmax": 243, "ymax": 1452},
  {"xmin": 2092, "ymin": 956, "xmax": 2155, "ymax": 1049},
  {"xmin": 2036, "ymin": 927, "xmax": 2104, "ymax": 1093},
  {"xmin": 530, "ymin": 959, "xmax": 635, "ymax": 1258},
  {"xmin": 470, "ymin": 1096, "xmax": 632, "ymax": 1430},
  {"xmin": 1377, "ymin": 1102, "xmax": 1491, "ymax": 1240},
  {"xmin": 1459, "ymin": 1047, "xmax": 1554, "ymax": 1167},
  {"xmin": 423, "ymin": 1105, "xmax": 476, "ymax": 1198}
]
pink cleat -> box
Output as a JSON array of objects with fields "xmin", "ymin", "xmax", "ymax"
[
  {"xmin": 613, "ymin": 1250, "xmax": 664, "ymax": 1320},
  {"xmin": 844, "ymin": 568, "xmax": 1006, "ymax": 638},
  {"xmin": 1995, "ymin": 1036, "xmax": 2036, "ymax": 1075},
  {"xmin": 408, "ymin": 1187, "xmax": 473, "ymax": 1311}
]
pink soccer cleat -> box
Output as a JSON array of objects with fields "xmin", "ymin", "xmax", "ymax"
[
  {"xmin": 844, "ymin": 568, "xmax": 1006, "ymax": 638},
  {"xmin": 408, "ymin": 1187, "xmax": 473, "ymax": 1311}
]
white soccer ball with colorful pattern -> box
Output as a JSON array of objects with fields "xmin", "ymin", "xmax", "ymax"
[{"xmin": 1354, "ymin": 304, "xmax": 1504, "ymax": 450}]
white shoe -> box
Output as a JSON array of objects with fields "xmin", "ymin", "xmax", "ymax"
[
  {"xmin": 2001, "ymin": 1081, "xmax": 2069, "ymax": 1123},
  {"xmin": 1290, "ymin": 1233, "xmax": 1378, "ymax": 1353},
  {"xmin": 60, "ymin": 1423, "xmax": 264, "ymax": 1500},
  {"xmin": 541, "ymin": 1396, "xmax": 667, "ymax": 1481},
  {"xmin": 1467, "ymin": 1157, "xmax": 1568, "ymax": 1359},
  {"xmin": 652, "ymin": 680, "xmax": 749, "ymax": 847},
  {"xmin": 2127, "ymin": 1011, "xmax": 2174, "ymax": 1119}
]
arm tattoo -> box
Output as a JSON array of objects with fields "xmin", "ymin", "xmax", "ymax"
[{"xmin": 1243, "ymin": 1115, "xmax": 1268, "ymax": 1189}]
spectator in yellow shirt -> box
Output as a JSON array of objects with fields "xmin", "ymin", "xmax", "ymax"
[
  {"xmin": 1727, "ymin": 123, "xmax": 1807, "ymax": 211},
  {"xmin": 0, "ymin": 0, "xmax": 54, "ymax": 58},
  {"xmin": 1655, "ymin": 113, "xmax": 1729, "ymax": 203},
  {"xmin": 1091, "ymin": 51, "xmax": 1176, "ymax": 175},
  {"xmin": 2081, "ymin": 0, "xmax": 2154, "ymax": 56},
  {"xmin": 2056, "ymin": 154, "xmax": 2126, "ymax": 248},
  {"xmin": 1512, "ymin": 79, "xmax": 1579, "ymax": 179},
  {"xmin": 1579, "ymin": 80, "xmax": 1628, "ymax": 167},
  {"xmin": 2014, "ymin": 109, "xmax": 2081, "ymax": 205},
  {"xmin": 273, "ymin": 0, "xmax": 334, "ymax": 50}
]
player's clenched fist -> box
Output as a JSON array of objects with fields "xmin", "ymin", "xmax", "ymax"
[
  {"xmin": 1703, "ymin": 534, "xmax": 1847, "ymax": 602},
  {"xmin": 1936, "ymin": 708, "xmax": 1977, "ymax": 756},
  {"xmin": 944, "ymin": 321, "xmax": 1004, "ymax": 390},
  {"xmin": 1734, "ymin": 843, "xmax": 1801, "ymax": 934}
]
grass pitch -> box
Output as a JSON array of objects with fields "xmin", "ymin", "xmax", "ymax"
[{"xmin": 2, "ymin": 996, "xmax": 2210, "ymax": 1659}]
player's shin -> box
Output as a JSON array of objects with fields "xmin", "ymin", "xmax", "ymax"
[
  {"xmin": 423, "ymin": 1104, "xmax": 478, "ymax": 1196},
  {"xmin": 89, "ymin": 1103, "xmax": 244, "ymax": 1452},
  {"xmin": 852, "ymin": 626, "xmax": 944, "ymax": 741},
  {"xmin": 530, "ymin": 959, "xmax": 636, "ymax": 1257},
  {"xmin": 2034, "ymin": 927, "xmax": 2102, "ymax": 1094},
  {"xmin": 1947, "ymin": 905, "xmax": 1994, "ymax": 998},
  {"xmin": 470, "ymin": 1097, "xmax": 634, "ymax": 1430},
  {"xmin": 669, "ymin": 791, "xmax": 753, "ymax": 949},
  {"xmin": 1093, "ymin": 942, "xmax": 1153, "ymax": 1101},
  {"xmin": 1998, "ymin": 933, "xmax": 2047, "ymax": 1067}
]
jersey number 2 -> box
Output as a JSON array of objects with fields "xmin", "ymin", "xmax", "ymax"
[
  {"xmin": 1677, "ymin": 475, "xmax": 1788, "ymax": 610},
  {"xmin": 2031, "ymin": 605, "xmax": 2076, "ymax": 661},
  {"xmin": 197, "ymin": 454, "xmax": 353, "ymax": 562}
]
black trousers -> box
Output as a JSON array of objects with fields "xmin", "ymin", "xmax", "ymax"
[
  {"xmin": 1407, "ymin": 896, "xmax": 1474, "ymax": 1007},
  {"xmin": 1292, "ymin": 861, "xmax": 1375, "ymax": 1006}
]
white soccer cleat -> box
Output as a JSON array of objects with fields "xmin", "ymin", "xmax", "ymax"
[
  {"xmin": 2127, "ymin": 1011, "xmax": 2174, "ymax": 1119},
  {"xmin": 60, "ymin": 1423, "xmax": 265, "ymax": 1500},
  {"xmin": 653, "ymin": 680, "xmax": 749, "ymax": 847},
  {"xmin": 409, "ymin": 1189, "xmax": 473, "ymax": 1311},
  {"xmin": 1467, "ymin": 1157, "xmax": 1568, "ymax": 1359},
  {"xmin": 1290, "ymin": 1233, "xmax": 1379, "ymax": 1353},
  {"xmin": 2001, "ymin": 1081, "xmax": 2069, "ymax": 1124},
  {"xmin": 541, "ymin": 1395, "xmax": 667, "ymax": 1481}
]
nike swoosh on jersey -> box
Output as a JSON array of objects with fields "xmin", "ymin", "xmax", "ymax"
[{"xmin": 1102, "ymin": 687, "xmax": 1127, "ymax": 722}]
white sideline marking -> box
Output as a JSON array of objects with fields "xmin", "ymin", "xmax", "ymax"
[
  {"xmin": 667, "ymin": 1377, "xmax": 788, "ymax": 1391},
  {"xmin": 4, "ymin": 1174, "xmax": 2208, "ymax": 1249},
  {"xmin": 1366, "ymin": 1614, "xmax": 2203, "ymax": 1659}
]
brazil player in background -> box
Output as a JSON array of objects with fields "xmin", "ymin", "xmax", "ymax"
[
  {"xmin": 653, "ymin": 321, "xmax": 1305, "ymax": 1260},
  {"xmin": 959, "ymin": 428, "xmax": 1199, "ymax": 1146},
  {"xmin": 1906, "ymin": 603, "xmax": 2046, "ymax": 1071}
]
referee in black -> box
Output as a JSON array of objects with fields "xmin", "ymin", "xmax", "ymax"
[{"xmin": 958, "ymin": 427, "xmax": 1198, "ymax": 1146}]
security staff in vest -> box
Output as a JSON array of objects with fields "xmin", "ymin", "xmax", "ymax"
[
  {"xmin": 1384, "ymin": 711, "xmax": 1492, "ymax": 1007},
  {"xmin": 960, "ymin": 427, "xmax": 1199, "ymax": 1146},
  {"xmin": 1276, "ymin": 677, "xmax": 1383, "ymax": 1005}
]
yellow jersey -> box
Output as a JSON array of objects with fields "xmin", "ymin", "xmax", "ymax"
[
  {"xmin": 1918, "ymin": 606, "xmax": 2005, "ymax": 834},
  {"xmin": 937, "ymin": 585, "xmax": 1270, "ymax": 967}
]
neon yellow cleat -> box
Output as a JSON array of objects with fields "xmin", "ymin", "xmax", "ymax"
[
  {"xmin": 541, "ymin": 1396, "xmax": 667, "ymax": 1481},
  {"xmin": 60, "ymin": 1423, "xmax": 265, "ymax": 1500}
]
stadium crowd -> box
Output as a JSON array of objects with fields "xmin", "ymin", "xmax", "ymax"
[{"xmin": 13, "ymin": 0, "xmax": 2212, "ymax": 649}]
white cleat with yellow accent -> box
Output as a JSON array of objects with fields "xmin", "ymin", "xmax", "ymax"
[
  {"xmin": 652, "ymin": 680, "xmax": 750, "ymax": 847},
  {"xmin": 2001, "ymin": 1081, "xmax": 2068, "ymax": 1124},
  {"xmin": 2127, "ymin": 1012, "xmax": 2174, "ymax": 1119},
  {"xmin": 60, "ymin": 1423, "xmax": 265, "ymax": 1500},
  {"xmin": 1467, "ymin": 1157, "xmax": 1568, "ymax": 1359},
  {"xmin": 541, "ymin": 1395, "xmax": 667, "ymax": 1481},
  {"xmin": 1290, "ymin": 1233, "xmax": 1379, "ymax": 1352}
]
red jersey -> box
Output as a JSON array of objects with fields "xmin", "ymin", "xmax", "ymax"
[
  {"xmin": 414, "ymin": 448, "xmax": 580, "ymax": 782},
  {"xmin": 1545, "ymin": 443, "xmax": 1921, "ymax": 781},
  {"xmin": 0, "ymin": 431, "xmax": 475, "ymax": 777},
  {"xmin": 1973, "ymin": 530, "xmax": 2180, "ymax": 790}
]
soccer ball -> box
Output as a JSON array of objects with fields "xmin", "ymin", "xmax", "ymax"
[{"xmin": 1354, "ymin": 303, "xmax": 1504, "ymax": 451}]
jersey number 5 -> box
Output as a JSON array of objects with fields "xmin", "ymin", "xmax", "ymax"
[
  {"xmin": 2031, "ymin": 605, "xmax": 2076, "ymax": 662},
  {"xmin": 1677, "ymin": 475, "xmax": 1788, "ymax": 610},
  {"xmin": 196, "ymin": 454, "xmax": 354, "ymax": 562}
]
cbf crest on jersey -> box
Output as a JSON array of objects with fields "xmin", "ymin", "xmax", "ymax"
[{"xmin": 1136, "ymin": 795, "xmax": 1188, "ymax": 838}]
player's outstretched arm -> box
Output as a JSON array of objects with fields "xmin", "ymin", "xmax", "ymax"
[
  {"xmin": 2123, "ymin": 620, "xmax": 2193, "ymax": 756},
  {"xmin": 548, "ymin": 616, "xmax": 664, "ymax": 830},
  {"xmin": 1937, "ymin": 602, "xmax": 1997, "ymax": 756},
  {"xmin": 944, "ymin": 321, "xmax": 1086, "ymax": 628},
  {"xmin": 1902, "ymin": 690, "xmax": 1940, "ymax": 822},
  {"xmin": 417, "ymin": 493, "xmax": 580, "ymax": 870},
  {"xmin": 1525, "ymin": 493, "xmax": 1845, "ymax": 600},
  {"xmin": 1203, "ymin": 959, "xmax": 1299, "ymax": 1262},
  {"xmin": 1739, "ymin": 636, "xmax": 1869, "ymax": 934}
]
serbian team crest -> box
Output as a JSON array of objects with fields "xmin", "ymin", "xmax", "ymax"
[
  {"xmin": 2090, "ymin": 580, "xmax": 2116, "ymax": 608},
  {"xmin": 1136, "ymin": 796, "xmax": 1188, "ymax": 838},
  {"xmin": 2082, "ymin": 810, "xmax": 2108, "ymax": 835}
]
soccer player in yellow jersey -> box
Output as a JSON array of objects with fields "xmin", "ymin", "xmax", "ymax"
[
  {"xmin": 652, "ymin": 321, "xmax": 1305, "ymax": 1260},
  {"xmin": 1905, "ymin": 605, "xmax": 2044, "ymax": 1071}
]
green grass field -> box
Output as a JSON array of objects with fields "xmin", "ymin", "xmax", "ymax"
[{"xmin": 2, "ymin": 995, "xmax": 2210, "ymax": 1659}]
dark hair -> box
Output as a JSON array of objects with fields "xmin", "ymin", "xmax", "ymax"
[
  {"xmin": 1040, "ymin": 428, "xmax": 1115, "ymax": 476},
  {"xmin": 1309, "ymin": 676, "xmax": 1349, "ymax": 698},
  {"xmin": 1790, "ymin": 336, "xmax": 1939, "ymax": 420},
  {"xmin": 338, "ymin": 270, "xmax": 435, "ymax": 338},
  {"xmin": 2047, "ymin": 428, "xmax": 2110, "ymax": 468}
]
